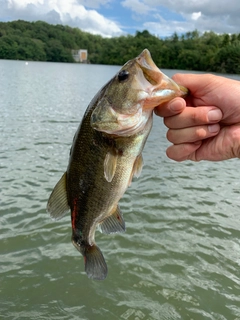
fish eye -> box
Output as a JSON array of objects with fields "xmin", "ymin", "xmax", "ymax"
[{"xmin": 118, "ymin": 70, "xmax": 129, "ymax": 82}]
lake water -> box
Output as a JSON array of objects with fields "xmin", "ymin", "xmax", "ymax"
[{"xmin": 1, "ymin": 59, "xmax": 240, "ymax": 320}]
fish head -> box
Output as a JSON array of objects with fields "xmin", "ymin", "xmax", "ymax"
[{"xmin": 91, "ymin": 49, "xmax": 188, "ymax": 136}]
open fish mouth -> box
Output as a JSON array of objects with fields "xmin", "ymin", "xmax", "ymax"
[
  {"xmin": 90, "ymin": 49, "xmax": 188, "ymax": 136},
  {"xmin": 47, "ymin": 48, "xmax": 189, "ymax": 281}
]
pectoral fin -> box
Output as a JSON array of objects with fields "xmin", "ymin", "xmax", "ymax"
[
  {"xmin": 99, "ymin": 205, "xmax": 125, "ymax": 234},
  {"xmin": 133, "ymin": 154, "xmax": 143, "ymax": 178},
  {"xmin": 104, "ymin": 151, "xmax": 118, "ymax": 182},
  {"xmin": 47, "ymin": 172, "xmax": 70, "ymax": 220},
  {"xmin": 128, "ymin": 154, "xmax": 144, "ymax": 186}
]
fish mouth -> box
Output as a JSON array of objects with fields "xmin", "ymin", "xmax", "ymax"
[
  {"xmin": 145, "ymin": 78, "xmax": 188, "ymax": 109},
  {"xmin": 91, "ymin": 49, "xmax": 188, "ymax": 137},
  {"xmin": 136, "ymin": 49, "xmax": 188, "ymax": 109}
]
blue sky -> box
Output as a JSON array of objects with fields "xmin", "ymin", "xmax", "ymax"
[
  {"xmin": 96, "ymin": 1, "xmax": 185, "ymax": 35},
  {"xmin": 0, "ymin": 0, "xmax": 239, "ymax": 38}
]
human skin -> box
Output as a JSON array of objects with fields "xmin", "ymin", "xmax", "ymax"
[{"xmin": 155, "ymin": 73, "xmax": 240, "ymax": 162}]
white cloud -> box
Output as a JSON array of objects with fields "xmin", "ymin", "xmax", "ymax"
[
  {"xmin": 143, "ymin": 0, "xmax": 240, "ymax": 16},
  {"xmin": 143, "ymin": 15, "xmax": 194, "ymax": 38},
  {"xmin": 122, "ymin": 0, "xmax": 240, "ymax": 35},
  {"xmin": 1, "ymin": 0, "xmax": 123, "ymax": 37},
  {"xmin": 1, "ymin": 0, "xmax": 239, "ymax": 37},
  {"xmin": 121, "ymin": 0, "xmax": 153, "ymax": 15},
  {"xmin": 76, "ymin": 0, "xmax": 111, "ymax": 9},
  {"xmin": 7, "ymin": 0, "xmax": 44, "ymax": 9},
  {"xmin": 191, "ymin": 12, "xmax": 201, "ymax": 21}
]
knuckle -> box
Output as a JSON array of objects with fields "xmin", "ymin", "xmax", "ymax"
[
  {"xmin": 195, "ymin": 127, "xmax": 208, "ymax": 139},
  {"xmin": 166, "ymin": 129, "xmax": 175, "ymax": 143},
  {"xmin": 230, "ymin": 126, "xmax": 240, "ymax": 158},
  {"xmin": 190, "ymin": 110, "xmax": 204, "ymax": 125},
  {"xmin": 164, "ymin": 117, "xmax": 171, "ymax": 128}
]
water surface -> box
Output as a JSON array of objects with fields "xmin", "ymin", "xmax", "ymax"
[{"xmin": 1, "ymin": 60, "xmax": 240, "ymax": 320}]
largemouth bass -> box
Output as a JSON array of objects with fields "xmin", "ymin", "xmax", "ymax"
[{"xmin": 47, "ymin": 49, "xmax": 187, "ymax": 280}]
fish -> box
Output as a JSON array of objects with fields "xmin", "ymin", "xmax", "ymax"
[{"xmin": 47, "ymin": 49, "xmax": 188, "ymax": 280}]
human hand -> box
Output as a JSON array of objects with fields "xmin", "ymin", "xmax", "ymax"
[{"xmin": 155, "ymin": 73, "xmax": 240, "ymax": 161}]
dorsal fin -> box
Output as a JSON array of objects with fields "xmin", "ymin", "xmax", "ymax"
[{"xmin": 47, "ymin": 172, "xmax": 70, "ymax": 220}]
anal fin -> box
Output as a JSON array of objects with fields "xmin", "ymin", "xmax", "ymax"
[
  {"xmin": 47, "ymin": 172, "xmax": 70, "ymax": 220},
  {"xmin": 99, "ymin": 205, "xmax": 125, "ymax": 234}
]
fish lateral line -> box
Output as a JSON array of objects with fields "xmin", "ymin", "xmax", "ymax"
[{"xmin": 47, "ymin": 48, "xmax": 188, "ymax": 281}]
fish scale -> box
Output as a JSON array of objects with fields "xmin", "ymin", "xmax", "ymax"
[{"xmin": 47, "ymin": 49, "xmax": 188, "ymax": 280}]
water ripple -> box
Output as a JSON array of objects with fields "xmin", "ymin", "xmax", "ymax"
[{"xmin": 1, "ymin": 61, "xmax": 240, "ymax": 319}]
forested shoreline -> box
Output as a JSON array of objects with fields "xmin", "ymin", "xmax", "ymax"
[{"xmin": 0, "ymin": 20, "xmax": 239, "ymax": 74}]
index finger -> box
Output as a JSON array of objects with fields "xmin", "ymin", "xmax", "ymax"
[
  {"xmin": 164, "ymin": 106, "xmax": 223, "ymax": 129},
  {"xmin": 154, "ymin": 97, "xmax": 186, "ymax": 118},
  {"xmin": 172, "ymin": 73, "xmax": 217, "ymax": 107}
]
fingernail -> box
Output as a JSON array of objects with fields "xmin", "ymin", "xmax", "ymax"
[
  {"xmin": 208, "ymin": 124, "xmax": 220, "ymax": 133},
  {"xmin": 208, "ymin": 109, "xmax": 222, "ymax": 122}
]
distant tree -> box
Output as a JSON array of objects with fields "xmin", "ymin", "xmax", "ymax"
[
  {"xmin": 0, "ymin": 20, "xmax": 239, "ymax": 73},
  {"xmin": 231, "ymin": 34, "xmax": 237, "ymax": 43},
  {"xmin": 0, "ymin": 35, "xmax": 18, "ymax": 59},
  {"xmin": 45, "ymin": 39, "xmax": 74, "ymax": 62},
  {"xmin": 221, "ymin": 34, "xmax": 230, "ymax": 47},
  {"xmin": 214, "ymin": 43, "xmax": 240, "ymax": 73},
  {"xmin": 136, "ymin": 30, "xmax": 152, "ymax": 38},
  {"xmin": 171, "ymin": 32, "xmax": 179, "ymax": 42}
]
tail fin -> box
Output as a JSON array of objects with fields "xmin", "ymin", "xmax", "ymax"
[
  {"xmin": 84, "ymin": 244, "xmax": 108, "ymax": 280},
  {"xmin": 72, "ymin": 237, "xmax": 108, "ymax": 280}
]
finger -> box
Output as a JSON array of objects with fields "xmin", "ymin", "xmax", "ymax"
[
  {"xmin": 172, "ymin": 73, "xmax": 213, "ymax": 95},
  {"xmin": 164, "ymin": 106, "xmax": 222, "ymax": 129},
  {"xmin": 154, "ymin": 97, "xmax": 186, "ymax": 118},
  {"xmin": 166, "ymin": 142, "xmax": 202, "ymax": 162},
  {"xmin": 172, "ymin": 73, "xmax": 217, "ymax": 107},
  {"xmin": 167, "ymin": 124, "xmax": 220, "ymax": 144}
]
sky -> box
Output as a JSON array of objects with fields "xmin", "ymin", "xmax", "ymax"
[{"xmin": 0, "ymin": 0, "xmax": 239, "ymax": 38}]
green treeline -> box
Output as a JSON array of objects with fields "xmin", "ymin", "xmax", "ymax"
[{"xmin": 0, "ymin": 20, "xmax": 240, "ymax": 73}]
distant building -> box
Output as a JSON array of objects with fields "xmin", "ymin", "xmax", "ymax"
[{"xmin": 72, "ymin": 49, "xmax": 88, "ymax": 63}]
